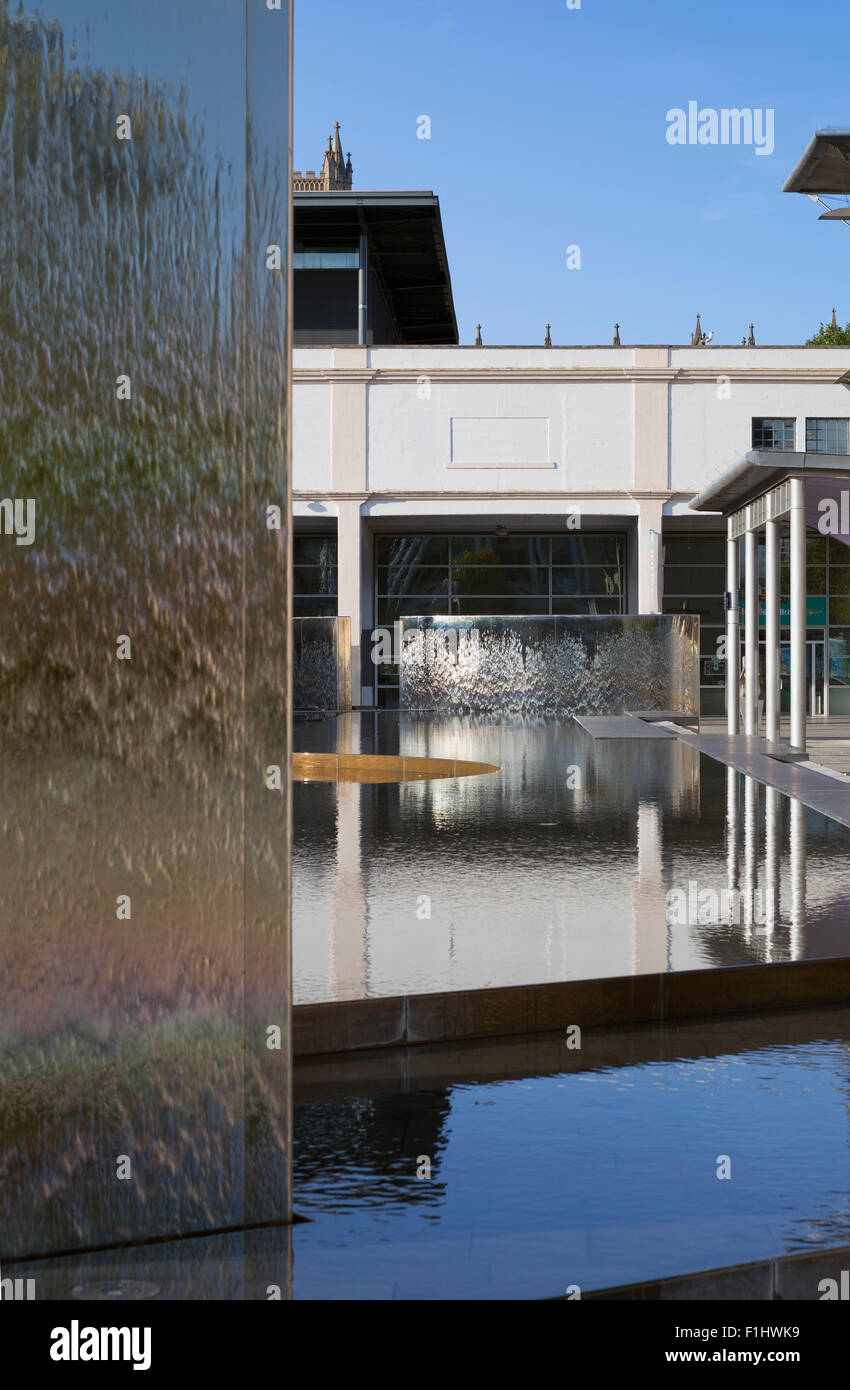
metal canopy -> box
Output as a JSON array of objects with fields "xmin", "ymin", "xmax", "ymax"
[
  {"xmin": 293, "ymin": 191, "xmax": 458, "ymax": 344},
  {"xmin": 783, "ymin": 131, "xmax": 850, "ymax": 195},
  {"xmin": 691, "ymin": 450, "xmax": 850, "ymax": 516}
]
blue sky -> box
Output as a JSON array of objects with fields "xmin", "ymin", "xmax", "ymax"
[{"xmin": 295, "ymin": 0, "xmax": 850, "ymax": 346}]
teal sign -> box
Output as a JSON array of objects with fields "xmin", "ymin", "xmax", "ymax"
[{"xmin": 739, "ymin": 596, "xmax": 827, "ymax": 627}]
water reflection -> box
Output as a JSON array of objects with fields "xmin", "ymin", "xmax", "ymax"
[
  {"xmin": 294, "ymin": 713, "xmax": 849, "ymax": 1003},
  {"xmin": 291, "ymin": 1008, "xmax": 850, "ymax": 1299}
]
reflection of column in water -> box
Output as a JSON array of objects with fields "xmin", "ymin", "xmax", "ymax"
[
  {"xmin": 762, "ymin": 785, "xmax": 781, "ymax": 958},
  {"xmin": 331, "ymin": 717, "xmax": 369, "ymax": 1000},
  {"xmin": 726, "ymin": 765, "xmax": 740, "ymax": 901},
  {"xmin": 789, "ymin": 797, "xmax": 807, "ymax": 960},
  {"xmin": 634, "ymin": 800, "xmax": 669, "ymax": 975},
  {"xmin": 742, "ymin": 774, "xmax": 759, "ymax": 938}
]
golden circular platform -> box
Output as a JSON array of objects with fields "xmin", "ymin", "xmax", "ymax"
[{"xmin": 292, "ymin": 752, "xmax": 500, "ymax": 784}]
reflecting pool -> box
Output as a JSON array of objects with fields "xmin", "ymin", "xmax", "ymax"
[
  {"xmin": 294, "ymin": 713, "xmax": 850, "ymax": 1003},
  {"xmin": 292, "ymin": 1006, "xmax": 850, "ymax": 1299}
]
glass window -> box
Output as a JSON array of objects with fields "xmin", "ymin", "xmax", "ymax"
[
  {"xmin": 828, "ymin": 537, "xmax": 850, "ymax": 563},
  {"xmin": 293, "ymin": 564, "xmax": 338, "ymax": 595},
  {"xmin": 293, "ymin": 535, "xmax": 337, "ymax": 566},
  {"xmin": 830, "ymin": 596, "xmax": 850, "ymax": 625},
  {"xmin": 293, "ymin": 249, "xmax": 359, "ymax": 270},
  {"xmin": 552, "ymin": 566, "xmax": 622, "ymax": 596},
  {"xmin": 806, "ymin": 418, "xmax": 849, "ymax": 454},
  {"xmin": 372, "ymin": 532, "xmax": 627, "ymax": 691},
  {"xmin": 663, "ymin": 596, "xmax": 725, "ymax": 624},
  {"xmin": 752, "ymin": 418, "xmax": 795, "ymax": 450},
  {"xmin": 807, "ymin": 535, "xmax": 827, "ymax": 563},
  {"xmin": 663, "ymin": 565, "xmax": 726, "ymax": 595},
  {"xmin": 830, "ymin": 568, "xmax": 850, "ymax": 596},
  {"xmin": 377, "ymin": 566, "xmax": 450, "ymax": 597},
  {"xmin": 449, "ymin": 535, "xmax": 550, "ymax": 565},
  {"xmin": 829, "ymin": 630, "xmax": 850, "ymax": 685},
  {"xmin": 662, "ymin": 535, "xmax": 725, "ymax": 565},
  {"xmin": 376, "ymin": 536, "xmax": 449, "ymax": 566},
  {"xmin": 452, "ymin": 564, "xmax": 550, "ymax": 597},
  {"xmin": 293, "ymin": 597, "xmax": 337, "ymax": 617},
  {"xmin": 551, "ymin": 597, "xmax": 622, "ymax": 616},
  {"xmin": 451, "ymin": 596, "xmax": 550, "ymax": 616},
  {"xmin": 551, "ymin": 535, "xmax": 625, "ymax": 565},
  {"xmin": 377, "ymin": 595, "xmax": 449, "ymax": 624}
]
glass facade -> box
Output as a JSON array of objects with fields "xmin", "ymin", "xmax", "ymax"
[
  {"xmin": 294, "ymin": 535, "xmax": 338, "ymax": 616},
  {"xmin": 662, "ymin": 534, "xmax": 727, "ymax": 715},
  {"xmin": 375, "ymin": 532, "xmax": 626, "ymax": 704}
]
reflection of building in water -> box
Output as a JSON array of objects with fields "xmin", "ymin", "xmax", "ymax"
[
  {"xmin": 633, "ymin": 799, "xmax": 669, "ymax": 975},
  {"xmin": 294, "ymin": 1092, "xmax": 450, "ymax": 1212}
]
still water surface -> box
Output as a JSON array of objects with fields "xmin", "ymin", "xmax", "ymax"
[
  {"xmin": 294, "ymin": 713, "xmax": 850, "ymax": 1003},
  {"xmin": 293, "ymin": 1014, "xmax": 850, "ymax": 1298}
]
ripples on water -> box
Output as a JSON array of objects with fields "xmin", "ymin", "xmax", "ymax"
[{"xmin": 294, "ymin": 1032, "xmax": 850, "ymax": 1295}]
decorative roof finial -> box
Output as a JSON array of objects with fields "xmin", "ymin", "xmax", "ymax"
[
  {"xmin": 613, "ymin": 323, "xmax": 621, "ymax": 346},
  {"xmin": 691, "ymin": 312, "xmax": 702, "ymax": 346},
  {"xmin": 475, "ymin": 323, "xmax": 483, "ymax": 346},
  {"xmin": 544, "ymin": 324, "xmax": 551, "ymax": 347},
  {"xmin": 748, "ymin": 323, "xmax": 756, "ymax": 346},
  {"xmin": 832, "ymin": 307, "xmax": 839, "ymax": 329}
]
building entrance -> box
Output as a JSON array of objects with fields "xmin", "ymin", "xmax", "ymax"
[{"xmin": 774, "ymin": 640, "xmax": 826, "ymax": 717}]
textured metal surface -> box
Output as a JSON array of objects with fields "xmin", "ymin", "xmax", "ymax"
[
  {"xmin": 293, "ymin": 617, "xmax": 351, "ymax": 710},
  {"xmin": 0, "ymin": 1, "xmax": 291, "ymax": 1258},
  {"xmin": 399, "ymin": 615, "xmax": 699, "ymax": 715}
]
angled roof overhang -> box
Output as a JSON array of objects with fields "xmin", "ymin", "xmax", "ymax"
[
  {"xmin": 691, "ymin": 451, "xmax": 850, "ymax": 515},
  {"xmin": 293, "ymin": 191, "xmax": 458, "ymax": 344},
  {"xmin": 783, "ymin": 131, "xmax": 850, "ymax": 195}
]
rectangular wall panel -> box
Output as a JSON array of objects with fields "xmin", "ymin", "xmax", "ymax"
[{"xmin": 0, "ymin": 0, "xmax": 292, "ymax": 1261}]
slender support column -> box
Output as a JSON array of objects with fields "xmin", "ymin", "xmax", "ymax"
[
  {"xmin": 789, "ymin": 797, "xmax": 806, "ymax": 958},
  {"xmin": 726, "ymin": 519, "xmax": 740, "ymax": 734},
  {"xmin": 790, "ymin": 477, "xmax": 807, "ymax": 751},
  {"xmin": 744, "ymin": 515, "xmax": 758, "ymax": 736},
  {"xmin": 357, "ymin": 232, "xmax": 369, "ymax": 346},
  {"xmin": 726, "ymin": 764, "xmax": 739, "ymax": 900},
  {"xmin": 636, "ymin": 503, "xmax": 663, "ymax": 613},
  {"xmin": 742, "ymin": 772, "xmax": 758, "ymax": 938},
  {"xmin": 337, "ymin": 501, "xmax": 363, "ymax": 703},
  {"xmin": 762, "ymin": 785, "xmax": 780, "ymax": 953},
  {"xmin": 764, "ymin": 515, "xmax": 780, "ymax": 745}
]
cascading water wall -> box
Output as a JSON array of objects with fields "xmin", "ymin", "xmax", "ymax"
[{"xmin": 399, "ymin": 615, "xmax": 699, "ymax": 716}]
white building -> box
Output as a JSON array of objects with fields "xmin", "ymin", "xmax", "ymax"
[{"xmin": 293, "ymin": 342, "xmax": 850, "ymax": 716}]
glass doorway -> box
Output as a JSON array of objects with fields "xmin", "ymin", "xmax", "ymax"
[{"xmin": 774, "ymin": 640, "xmax": 826, "ymax": 716}]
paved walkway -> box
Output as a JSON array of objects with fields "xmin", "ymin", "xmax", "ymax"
[
  {"xmin": 668, "ymin": 717, "xmax": 850, "ymax": 828},
  {"xmin": 575, "ymin": 712, "xmax": 850, "ymax": 827},
  {"xmin": 700, "ymin": 716, "xmax": 850, "ymax": 778}
]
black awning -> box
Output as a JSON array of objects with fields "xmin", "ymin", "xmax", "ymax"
[{"xmin": 294, "ymin": 192, "xmax": 458, "ymax": 344}]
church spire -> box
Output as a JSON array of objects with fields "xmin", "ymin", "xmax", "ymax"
[{"xmin": 293, "ymin": 123, "xmax": 354, "ymax": 191}]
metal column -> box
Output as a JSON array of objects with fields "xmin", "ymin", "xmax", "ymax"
[
  {"xmin": 764, "ymin": 513, "xmax": 780, "ymax": 745},
  {"xmin": 726, "ymin": 518, "xmax": 740, "ymax": 734},
  {"xmin": 790, "ymin": 476, "xmax": 807, "ymax": 751},
  {"xmin": 357, "ymin": 232, "xmax": 368, "ymax": 346},
  {"xmin": 744, "ymin": 514, "xmax": 758, "ymax": 736}
]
